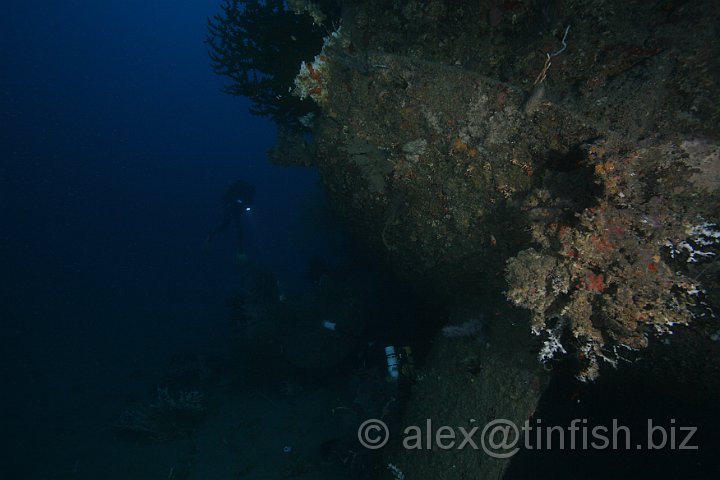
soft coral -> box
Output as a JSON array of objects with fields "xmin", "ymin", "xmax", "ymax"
[{"xmin": 585, "ymin": 272, "xmax": 606, "ymax": 293}]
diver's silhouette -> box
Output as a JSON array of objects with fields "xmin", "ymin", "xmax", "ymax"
[{"xmin": 206, "ymin": 180, "xmax": 255, "ymax": 258}]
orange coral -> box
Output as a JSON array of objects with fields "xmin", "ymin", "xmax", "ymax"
[
  {"xmin": 585, "ymin": 272, "xmax": 606, "ymax": 293},
  {"xmin": 591, "ymin": 235, "xmax": 614, "ymax": 252},
  {"xmin": 449, "ymin": 137, "xmax": 477, "ymax": 157},
  {"xmin": 306, "ymin": 62, "xmax": 322, "ymax": 81}
]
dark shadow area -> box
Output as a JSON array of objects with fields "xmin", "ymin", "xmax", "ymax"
[
  {"xmin": 536, "ymin": 144, "xmax": 604, "ymax": 226},
  {"xmin": 505, "ymin": 361, "xmax": 720, "ymax": 479}
]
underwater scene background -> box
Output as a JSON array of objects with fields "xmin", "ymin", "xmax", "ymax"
[{"xmin": 2, "ymin": 1, "xmax": 720, "ymax": 479}]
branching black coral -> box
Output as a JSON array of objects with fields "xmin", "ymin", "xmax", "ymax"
[{"xmin": 206, "ymin": 0, "xmax": 335, "ymax": 127}]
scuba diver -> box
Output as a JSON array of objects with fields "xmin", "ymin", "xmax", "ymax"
[{"xmin": 205, "ymin": 179, "xmax": 255, "ymax": 262}]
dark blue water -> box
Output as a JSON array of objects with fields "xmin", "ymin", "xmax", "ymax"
[{"xmin": 1, "ymin": 2, "xmax": 347, "ymax": 477}]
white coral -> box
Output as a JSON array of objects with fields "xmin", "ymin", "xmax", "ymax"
[
  {"xmin": 292, "ymin": 28, "xmax": 342, "ymax": 106},
  {"xmin": 666, "ymin": 219, "xmax": 720, "ymax": 263}
]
